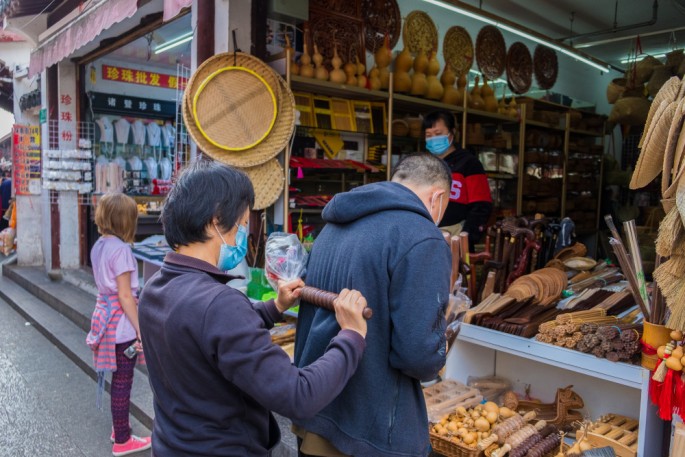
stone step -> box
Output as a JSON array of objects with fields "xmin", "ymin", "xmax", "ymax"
[
  {"xmin": 0, "ymin": 266, "xmax": 297, "ymax": 456},
  {"xmin": 0, "ymin": 275, "xmax": 155, "ymax": 430}
]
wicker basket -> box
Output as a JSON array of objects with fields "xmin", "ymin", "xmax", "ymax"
[{"xmin": 430, "ymin": 432, "xmax": 483, "ymax": 457}]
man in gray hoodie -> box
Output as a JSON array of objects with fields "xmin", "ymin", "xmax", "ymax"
[{"xmin": 293, "ymin": 154, "xmax": 453, "ymax": 457}]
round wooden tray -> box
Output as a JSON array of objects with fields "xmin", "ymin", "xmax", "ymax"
[
  {"xmin": 443, "ymin": 25, "xmax": 474, "ymax": 76},
  {"xmin": 534, "ymin": 45, "xmax": 559, "ymax": 90},
  {"xmin": 362, "ymin": 0, "xmax": 401, "ymax": 53},
  {"xmin": 506, "ymin": 41, "xmax": 533, "ymax": 94},
  {"xmin": 403, "ymin": 10, "xmax": 438, "ymax": 54},
  {"xmin": 476, "ymin": 25, "xmax": 506, "ymax": 80}
]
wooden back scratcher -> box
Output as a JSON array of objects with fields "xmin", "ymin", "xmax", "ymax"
[{"xmin": 300, "ymin": 286, "xmax": 374, "ymax": 319}]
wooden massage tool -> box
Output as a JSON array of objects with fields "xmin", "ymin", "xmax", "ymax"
[
  {"xmin": 489, "ymin": 421, "xmax": 549, "ymax": 457},
  {"xmin": 522, "ymin": 432, "xmax": 560, "ymax": 457},
  {"xmin": 478, "ymin": 411, "xmax": 537, "ymax": 450},
  {"xmin": 507, "ymin": 424, "xmax": 557, "ymax": 457},
  {"xmin": 299, "ymin": 286, "xmax": 373, "ymax": 319}
]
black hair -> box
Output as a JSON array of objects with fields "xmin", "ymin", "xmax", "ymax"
[
  {"xmin": 161, "ymin": 159, "xmax": 255, "ymax": 249},
  {"xmin": 423, "ymin": 110, "xmax": 457, "ymax": 133},
  {"xmin": 391, "ymin": 153, "xmax": 452, "ymax": 192}
]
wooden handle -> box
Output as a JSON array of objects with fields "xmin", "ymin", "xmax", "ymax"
[
  {"xmin": 491, "ymin": 444, "xmax": 512, "ymax": 457},
  {"xmin": 300, "ymin": 286, "xmax": 373, "ymax": 319},
  {"xmin": 478, "ymin": 433, "xmax": 499, "ymax": 450}
]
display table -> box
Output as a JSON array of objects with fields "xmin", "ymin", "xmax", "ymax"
[
  {"xmin": 446, "ymin": 323, "xmax": 663, "ymax": 457},
  {"xmin": 131, "ymin": 243, "xmax": 171, "ymax": 283}
]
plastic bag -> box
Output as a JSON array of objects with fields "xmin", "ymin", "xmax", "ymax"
[
  {"xmin": 0, "ymin": 227, "xmax": 16, "ymax": 256},
  {"xmin": 466, "ymin": 375, "xmax": 512, "ymax": 403},
  {"xmin": 444, "ymin": 275, "xmax": 472, "ymax": 347},
  {"xmin": 264, "ymin": 232, "xmax": 308, "ymax": 291}
]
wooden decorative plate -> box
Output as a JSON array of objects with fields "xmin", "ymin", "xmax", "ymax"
[
  {"xmin": 309, "ymin": 12, "xmax": 365, "ymax": 67},
  {"xmin": 534, "ymin": 45, "xmax": 559, "ymax": 90},
  {"xmin": 506, "ymin": 41, "xmax": 533, "ymax": 94},
  {"xmin": 362, "ymin": 0, "xmax": 401, "ymax": 53},
  {"xmin": 403, "ymin": 10, "xmax": 438, "ymax": 54},
  {"xmin": 443, "ymin": 26, "xmax": 474, "ymax": 76},
  {"xmin": 476, "ymin": 25, "xmax": 506, "ymax": 80}
]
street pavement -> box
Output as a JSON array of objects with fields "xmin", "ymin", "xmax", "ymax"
[{"xmin": 0, "ymin": 296, "xmax": 151, "ymax": 457}]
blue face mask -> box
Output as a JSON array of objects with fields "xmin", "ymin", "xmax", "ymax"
[
  {"xmin": 426, "ymin": 134, "xmax": 452, "ymax": 155},
  {"xmin": 215, "ymin": 223, "xmax": 248, "ymax": 271}
]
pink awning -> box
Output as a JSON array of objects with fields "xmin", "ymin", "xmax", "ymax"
[
  {"xmin": 163, "ymin": 0, "xmax": 191, "ymax": 22},
  {"xmin": 29, "ymin": 0, "xmax": 138, "ymax": 76}
]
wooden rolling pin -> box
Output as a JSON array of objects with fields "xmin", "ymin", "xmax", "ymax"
[{"xmin": 300, "ymin": 286, "xmax": 373, "ymax": 319}]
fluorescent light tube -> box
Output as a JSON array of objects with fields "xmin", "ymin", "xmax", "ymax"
[
  {"xmin": 620, "ymin": 53, "xmax": 666, "ymax": 64},
  {"xmin": 421, "ymin": 0, "xmax": 611, "ymax": 73},
  {"xmin": 154, "ymin": 32, "xmax": 194, "ymax": 54}
]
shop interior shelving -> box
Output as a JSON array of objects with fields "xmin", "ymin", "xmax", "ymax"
[
  {"xmin": 285, "ymin": 74, "xmax": 606, "ymax": 237},
  {"xmin": 448, "ymin": 323, "xmax": 662, "ymax": 457}
]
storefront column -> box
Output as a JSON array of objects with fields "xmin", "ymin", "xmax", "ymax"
[
  {"xmin": 13, "ymin": 67, "xmax": 44, "ymax": 267},
  {"xmin": 56, "ymin": 61, "xmax": 80, "ymax": 269}
]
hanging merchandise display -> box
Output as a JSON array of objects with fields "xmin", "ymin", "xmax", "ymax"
[
  {"xmin": 506, "ymin": 42, "xmax": 533, "ymax": 95},
  {"xmin": 533, "ymin": 45, "xmax": 559, "ymax": 90},
  {"xmin": 402, "ymin": 10, "xmax": 438, "ymax": 56},
  {"xmin": 183, "ymin": 52, "xmax": 294, "ymax": 207},
  {"xmin": 476, "ymin": 25, "xmax": 507, "ymax": 81}
]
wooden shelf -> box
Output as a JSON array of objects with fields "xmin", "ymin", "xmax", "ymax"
[
  {"xmin": 457, "ymin": 324, "xmax": 645, "ymax": 389},
  {"xmin": 466, "ymin": 108, "xmax": 519, "ymax": 124},
  {"xmin": 392, "ymin": 93, "xmax": 464, "ymax": 114},
  {"xmin": 290, "ymin": 75, "xmax": 387, "ymax": 101},
  {"xmin": 569, "ymin": 127, "xmax": 605, "ymax": 137},
  {"xmin": 525, "ymin": 119, "xmax": 566, "ymax": 131}
]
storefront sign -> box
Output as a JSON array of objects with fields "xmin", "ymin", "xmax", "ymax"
[
  {"xmin": 101, "ymin": 64, "xmax": 187, "ymax": 90},
  {"xmin": 59, "ymin": 61, "xmax": 78, "ymax": 149},
  {"xmin": 39, "ymin": 108, "xmax": 47, "ymax": 124},
  {"xmin": 11, "ymin": 124, "xmax": 42, "ymax": 196},
  {"xmin": 88, "ymin": 92, "xmax": 176, "ymax": 119}
]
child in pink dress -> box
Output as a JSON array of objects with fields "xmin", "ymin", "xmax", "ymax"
[{"xmin": 86, "ymin": 193, "xmax": 151, "ymax": 456}]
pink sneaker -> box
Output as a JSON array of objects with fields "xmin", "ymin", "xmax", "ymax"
[
  {"xmin": 112, "ymin": 435, "xmax": 151, "ymax": 456},
  {"xmin": 110, "ymin": 427, "xmax": 132, "ymax": 443}
]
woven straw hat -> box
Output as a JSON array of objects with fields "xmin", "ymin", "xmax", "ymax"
[
  {"xmin": 662, "ymin": 98, "xmax": 685, "ymax": 201},
  {"xmin": 241, "ymin": 159, "xmax": 284, "ymax": 210},
  {"xmin": 183, "ymin": 53, "xmax": 295, "ymax": 168},
  {"xmin": 631, "ymin": 100, "xmax": 678, "ymax": 189},
  {"xmin": 639, "ymin": 76, "xmax": 681, "ymax": 148}
]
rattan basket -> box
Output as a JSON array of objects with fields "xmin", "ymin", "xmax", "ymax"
[
  {"xmin": 183, "ymin": 66, "xmax": 295, "ymax": 168},
  {"xmin": 430, "ymin": 432, "xmax": 483, "ymax": 457}
]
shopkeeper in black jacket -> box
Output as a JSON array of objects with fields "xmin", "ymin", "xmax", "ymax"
[{"xmin": 424, "ymin": 111, "xmax": 493, "ymax": 248}]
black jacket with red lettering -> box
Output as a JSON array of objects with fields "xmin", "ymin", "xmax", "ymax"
[{"xmin": 441, "ymin": 148, "xmax": 493, "ymax": 245}]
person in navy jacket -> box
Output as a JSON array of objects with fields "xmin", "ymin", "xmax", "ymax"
[{"xmin": 293, "ymin": 154, "xmax": 452, "ymax": 457}]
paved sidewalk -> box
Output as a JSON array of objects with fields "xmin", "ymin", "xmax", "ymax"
[{"xmin": 0, "ymin": 295, "xmax": 151, "ymax": 457}]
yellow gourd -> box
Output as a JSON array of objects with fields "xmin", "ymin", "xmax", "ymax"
[
  {"xmin": 284, "ymin": 35, "xmax": 299, "ymax": 76},
  {"xmin": 469, "ymin": 75, "xmax": 485, "ymax": 110},
  {"xmin": 441, "ymin": 66, "xmax": 459, "ymax": 105},
  {"xmin": 375, "ymin": 34, "xmax": 392, "ymax": 90},
  {"xmin": 393, "ymin": 47, "xmax": 413, "ymax": 93},
  {"xmin": 344, "ymin": 61, "xmax": 357, "ymax": 85},
  {"xmin": 456, "ymin": 73, "xmax": 467, "ymax": 107},
  {"xmin": 410, "ymin": 49, "xmax": 429, "ymax": 97},
  {"xmin": 329, "ymin": 44, "xmax": 346, "ymax": 84},
  {"xmin": 498, "ymin": 87, "xmax": 507, "ymax": 114},
  {"xmin": 300, "ymin": 42, "xmax": 314, "ymax": 78},
  {"xmin": 507, "ymin": 96, "xmax": 518, "ymax": 118},
  {"xmin": 395, "ymin": 47, "xmax": 413, "ymax": 72},
  {"xmin": 426, "ymin": 51, "xmax": 443, "ymax": 100},
  {"xmin": 313, "ymin": 44, "xmax": 328, "ymax": 81},
  {"xmin": 356, "ymin": 56, "xmax": 367, "ymax": 89},
  {"xmin": 481, "ymin": 77, "xmax": 498, "ymax": 112},
  {"xmin": 369, "ymin": 66, "xmax": 382, "ymax": 90}
]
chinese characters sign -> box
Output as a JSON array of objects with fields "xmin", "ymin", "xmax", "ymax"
[
  {"xmin": 102, "ymin": 64, "xmax": 187, "ymax": 90},
  {"xmin": 12, "ymin": 125, "xmax": 42, "ymax": 196},
  {"xmin": 89, "ymin": 92, "xmax": 176, "ymax": 118}
]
